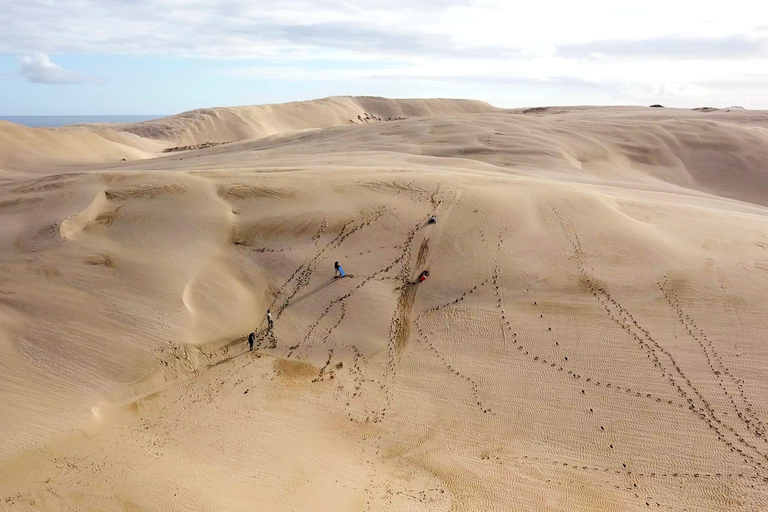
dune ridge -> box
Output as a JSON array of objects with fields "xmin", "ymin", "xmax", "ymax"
[
  {"xmin": 0, "ymin": 97, "xmax": 499, "ymax": 171},
  {"xmin": 120, "ymin": 96, "xmax": 499, "ymax": 144}
]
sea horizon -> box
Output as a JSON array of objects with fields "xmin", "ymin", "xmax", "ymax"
[{"xmin": 0, "ymin": 115, "xmax": 166, "ymax": 128}]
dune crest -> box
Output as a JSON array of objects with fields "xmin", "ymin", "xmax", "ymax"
[
  {"xmin": 0, "ymin": 97, "xmax": 498, "ymax": 171},
  {"xmin": 121, "ymin": 96, "xmax": 499, "ymax": 144}
]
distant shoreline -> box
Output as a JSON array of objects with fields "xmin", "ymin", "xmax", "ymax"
[{"xmin": 0, "ymin": 115, "xmax": 166, "ymax": 128}]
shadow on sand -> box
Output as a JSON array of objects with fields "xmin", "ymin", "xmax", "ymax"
[{"xmin": 288, "ymin": 278, "xmax": 338, "ymax": 307}]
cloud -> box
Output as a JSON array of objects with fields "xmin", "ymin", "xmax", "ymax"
[
  {"xmin": 557, "ymin": 35, "xmax": 768, "ymax": 60},
  {"xmin": 227, "ymin": 22, "xmax": 521, "ymax": 60},
  {"xmin": 5, "ymin": 0, "xmax": 760, "ymax": 59},
  {"xmin": 17, "ymin": 53, "xmax": 88, "ymax": 84},
  {"xmin": 0, "ymin": 0, "xmax": 497, "ymax": 58},
  {"xmin": 230, "ymin": 65, "xmax": 603, "ymax": 89},
  {"xmin": 2, "ymin": 1, "xmax": 767, "ymax": 70},
  {"xmin": 4, "ymin": 0, "xmax": 768, "ymax": 108}
]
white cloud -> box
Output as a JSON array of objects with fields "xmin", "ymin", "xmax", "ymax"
[
  {"xmin": 17, "ymin": 53, "xmax": 88, "ymax": 84},
  {"xmin": 4, "ymin": 1, "xmax": 768, "ymax": 105},
  {"xmin": 4, "ymin": 0, "xmax": 768, "ymax": 58}
]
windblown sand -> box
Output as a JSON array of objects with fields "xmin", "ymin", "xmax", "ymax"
[{"xmin": 2, "ymin": 97, "xmax": 768, "ymax": 511}]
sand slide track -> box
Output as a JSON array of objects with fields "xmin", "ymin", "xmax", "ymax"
[
  {"xmin": 382, "ymin": 197, "xmax": 498, "ymax": 418},
  {"xmin": 410, "ymin": 212, "xmax": 505, "ymax": 415},
  {"xmin": 366, "ymin": 188, "xmax": 458, "ymax": 423},
  {"xmin": 377, "ymin": 223, "xmax": 421, "ymax": 421}
]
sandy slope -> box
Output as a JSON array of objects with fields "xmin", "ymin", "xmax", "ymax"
[{"xmin": 2, "ymin": 98, "xmax": 768, "ymax": 511}]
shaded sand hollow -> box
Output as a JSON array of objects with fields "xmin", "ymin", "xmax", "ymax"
[{"xmin": 2, "ymin": 97, "xmax": 768, "ymax": 511}]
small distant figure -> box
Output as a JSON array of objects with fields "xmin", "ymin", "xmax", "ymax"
[
  {"xmin": 335, "ymin": 261, "xmax": 346, "ymax": 278},
  {"xmin": 267, "ymin": 309, "xmax": 274, "ymax": 329},
  {"xmin": 248, "ymin": 331, "xmax": 256, "ymax": 351},
  {"xmin": 418, "ymin": 270, "xmax": 430, "ymax": 282},
  {"xmin": 428, "ymin": 216, "xmax": 436, "ymax": 224}
]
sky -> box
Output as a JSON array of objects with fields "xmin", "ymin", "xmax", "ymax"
[{"xmin": 1, "ymin": 0, "xmax": 767, "ymax": 115}]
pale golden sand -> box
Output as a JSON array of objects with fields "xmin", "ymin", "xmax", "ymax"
[{"xmin": 2, "ymin": 98, "xmax": 768, "ymax": 511}]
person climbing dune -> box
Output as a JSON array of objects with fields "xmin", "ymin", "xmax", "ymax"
[
  {"xmin": 334, "ymin": 261, "xmax": 346, "ymax": 278},
  {"xmin": 267, "ymin": 309, "xmax": 273, "ymax": 330},
  {"xmin": 248, "ymin": 331, "xmax": 256, "ymax": 351}
]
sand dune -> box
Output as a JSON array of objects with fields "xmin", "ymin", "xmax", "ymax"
[
  {"xmin": 0, "ymin": 121, "xmax": 162, "ymax": 171},
  {"xmin": 2, "ymin": 97, "xmax": 768, "ymax": 511},
  {"xmin": 120, "ymin": 96, "xmax": 499, "ymax": 144},
  {"xmin": 0, "ymin": 97, "xmax": 498, "ymax": 171}
]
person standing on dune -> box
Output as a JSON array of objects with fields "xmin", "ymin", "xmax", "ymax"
[
  {"xmin": 248, "ymin": 331, "xmax": 256, "ymax": 351},
  {"xmin": 335, "ymin": 261, "xmax": 346, "ymax": 277},
  {"xmin": 267, "ymin": 309, "xmax": 273, "ymax": 330}
]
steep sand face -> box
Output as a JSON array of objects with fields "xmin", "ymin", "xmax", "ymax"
[{"xmin": 2, "ymin": 98, "xmax": 768, "ymax": 511}]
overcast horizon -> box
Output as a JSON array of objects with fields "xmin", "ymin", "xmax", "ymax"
[{"xmin": 2, "ymin": 0, "xmax": 767, "ymax": 115}]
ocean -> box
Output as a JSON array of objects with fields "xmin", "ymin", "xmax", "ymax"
[{"xmin": 0, "ymin": 115, "xmax": 165, "ymax": 128}]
